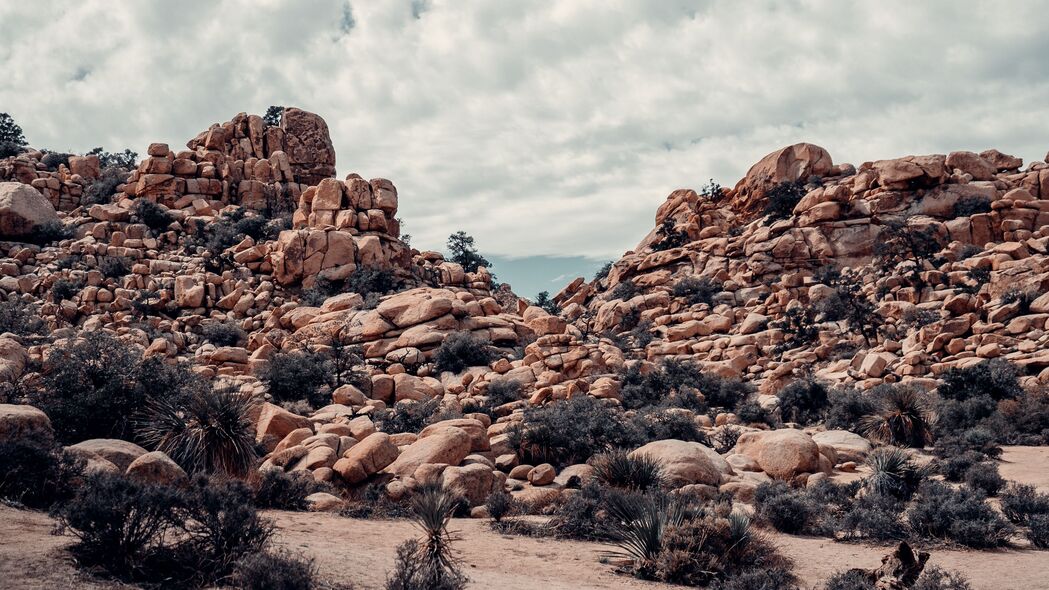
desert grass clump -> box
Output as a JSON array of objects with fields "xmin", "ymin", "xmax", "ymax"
[
  {"xmin": 253, "ymin": 469, "xmax": 330, "ymax": 512},
  {"xmin": 863, "ymin": 447, "xmax": 926, "ymax": 501},
  {"xmin": 385, "ymin": 483, "xmax": 467, "ymax": 590},
  {"xmin": 484, "ymin": 489, "xmax": 516, "ymax": 524},
  {"xmin": 860, "ymin": 385, "xmax": 932, "ymax": 448},
  {"xmin": 136, "ymin": 386, "xmax": 258, "ymax": 476},
  {"xmin": 592, "ymin": 450, "xmax": 666, "ymax": 491}
]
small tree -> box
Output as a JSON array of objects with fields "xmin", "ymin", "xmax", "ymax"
[
  {"xmin": 87, "ymin": 146, "xmax": 138, "ymax": 169},
  {"xmin": 875, "ymin": 218, "xmax": 944, "ymax": 289},
  {"xmin": 763, "ymin": 180, "xmax": 806, "ymax": 222},
  {"xmin": 651, "ymin": 219, "xmax": 688, "ymax": 251},
  {"xmin": 532, "ymin": 291, "xmax": 560, "ymax": 314},
  {"xmin": 816, "ymin": 266, "xmax": 881, "ymax": 346},
  {"xmin": 263, "ymin": 106, "xmax": 284, "ymax": 127},
  {"xmin": 446, "ymin": 231, "xmax": 492, "ymax": 273},
  {"xmin": 0, "ymin": 112, "xmax": 27, "ymax": 157}
]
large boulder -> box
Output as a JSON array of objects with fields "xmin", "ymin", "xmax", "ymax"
[
  {"xmin": 441, "ymin": 463, "xmax": 497, "ymax": 506},
  {"xmin": 811, "ymin": 430, "xmax": 873, "ymax": 464},
  {"xmin": 0, "ymin": 404, "xmax": 53, "ymax": 443},
  {"xmin": 126, "ymin": 451, "xmax": 187, "ymax": 485},
  {"xmin": 629, "ymin": 439, "xmax": 733, "ymax": 487},
  {"xmin": 385, "ymin": 426, "xmax": 472, "ymax": 477},
  {"xmin": 0, "ymin": 182, "xmax": 59, "ymax": 239},
  {"xmin": 280, "ymin": 108, "xmax": 336, "ymax": 185},
  {"xmin": 735, "ymin": 429, "xmax": 821, "ymax": 479},
  {"xmin": 0, "ymin": 337, "xmax": 28, "ymax": 384},
  {"xmin": 333, "ymin": 431, "xmax": 400, "ymax": 484},
  {"xmin": 68, "ymin": 439, "xmax": 149, "ymax": 472},
  {"xmin": 255, "ymin": 403, "xmax": 312, "ymax": 451},
  {"xmin": 731, "ymin": 144, "xmax": 833, "ymax": 220}
]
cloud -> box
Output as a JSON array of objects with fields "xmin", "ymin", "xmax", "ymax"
[{"xmin": 2, "ymin": 0, "xmax": 1048, "ymax": 261}]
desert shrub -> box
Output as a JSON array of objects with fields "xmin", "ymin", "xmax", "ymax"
[
  {"xmin": 86, "ymin": 146, "xmax": 138, "ymax": 170},
  {"xmin": 860, "ymin": 384, "xmax": 932, "ymax": 448},
  {"xmin": 996, "ymin": 390, "xmax": 1049, "ymax": 445},
  {"xmin": 962, "ymin": 461, "xmax": 1004, "ymax": 496},
  {"xmin": 763, "ymin": 180, "xmax": 806, "ymax": 221},
  {"xmin": 864, "ymin": 447, "xmax": 926, "ymax": 501},
  {"xmin": 30, "ymin": 332, "xmax": 152, "ymax": 443},
  {"xmin": 484, "ymin": 490, "xmax": 516, "ymax": 523},
  {"xmin": 605, "ymin": 492, "xmax": 685, "ymax": 577},
  {"xmin": 934, "ymin": 423, "xmax": 1001, "ymax": 458},
  {"xmin": 344, "ymin": 265, "xmax": 402, "ymax": 297},
  {"xmin": 446, "ymin": 230, "xmax": 491, "ymax": 274},
  {"xmin": 939, "ymin": 359, "xmax": 1022, "ymax": 402},
  {"xmin": 838, "ymin": 493, "xmax": 907, "ymax": 542},
  {"xmin": 0, "ymin": 298, "xmax": 47, "ymax": 337},
  {"xmin": 29, "ymin": 219, "xmax": 73, "ymax": 245},
  {"xmin": 814, "ymin": 266, "xmax": 882, "ymax": 345},
  {"xmin": 999, "ymin": 483, "xmax": 1049, "ymax": 525},
  {"xmin": 0, "ymin": 438, "xmax": 83, "ymax": 508},
  {"xmin": 433, "ymin": 331, "xmax": 493, "ymax": 374},
  {"xmin": 592, "ymin": 450, "xmax": 666, "ymax": 491},
  {"xmin": 60, "ymin": 473, "xmax": 275, "ymax": 586},
  {"xmin": 134, "ymin": 199, "xmax": 174, "ymax": 231},
  {"xmin": 638, "ymin": 408, "xmax": 709, "ymax": 445},
  {"xmin": 252, "ymin": 469, "xmax": 328, "ymax": 511},
  {"xmin": 545, "ymin": 481, "xmax": 617, "ymax": 540},
  {"xmin": 375, "ymin": 398, "xmax": 441, "ymax": 435},
  {"xmin": 532, "ymin": 291, "xmax": 560, "ymax": 315},
  {"xmin": 82, "ymin": 166, "xmax": 128, "ymax": 205},
  {"xmin": 202, "ymin": 322, "xmax": 245, "ymax": 347},
  {"xmin": 136, "ymin": 386, "xmax": 258, "ymax": 476},
  {"xmin": 912, "ymin": 566, "xmax": 973, "ymax": 590},
  {"xmin": 619, "ymin": 359, "xmax": 714, "ymax": 412},
  {"xmin": 508, "ymin": 395, "xmax": 645, "ymax": 466},
  {"xmin": 41, "ymin": 151, "xmax": 72, "ymax": 170},
  {"xmin": 232, "ymin": 549, "xmax": 317, "ymax": 590},
  {"xmin": 777, "ymin": 377, "xmax": 829, "ymax": 425},
  {"xmin": 672, "ymin": 276, "xmax": 722, "ymax": 306},
  {"xmin": 51, "ymin": 277, "xmax": 82, "ymax": 302},
  {"xmin": 481, "ymin": 379, "xmax": 522, "ymax": 411},
  {"xmin": 736, "ymin": 402, "xmax": 774, "ymax": 426},
  {"xmin": 195, "ymin": 207, "xmax": 286, "ymax": 254},
  {"xmin": 906, "ymin": 480, "xmax": 1013, "ymax": 548},
  {"xmin": 935, "ymin": 450, "xmax": 984, "ymax": 482},
  {"xmin": 754, "ymin": 482, "xmax": 820, "ymax": 534},
  {"xmin": 257, "ymin": 350, "xmax": 332, "ymax": 408},
  {"xmin": 901, "ymin": 307, "xmax": 939, "ymax": 331},
  {"xmin": 341, "ymin": 481, "xmax": 414, "ymax": 520},
  {"xmin": 652, "ymin": 218, "xmax": 689, "ymax": 251},
  {"xmin": 712, "ymin": 425, "xmax": 742, "ymax": 454},
  {"xmin": 825, "ymin": 570, "xmax": 874, "ymax": 590},
  {"xmin": 1028, "ymin": 515, "xmax": 1049, "ymax": 549},
  {"xmin": 385, "ymin": 483, "xmax": 467, "ymax": 590},
  {"xmin": 774, "ymin": 305, "xmax": 820, "ymax": 353},
  {"xmin": 99, "ymin": 256, "xmax": 131, "ymax": 279},
  {"xmin": 594, "ymin": 261, "xmax": 613, "ymax": 282},
  {"xmin": 611, "ymin": 279, "xmax": 638, "ymax": 301},
  {"xmin": 953, "ymin": 196, "xmax": 991, "ymax": 217}
]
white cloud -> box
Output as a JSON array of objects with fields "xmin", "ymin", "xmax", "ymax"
[{"xmin": 3, "ymin": 0, "xmax": 1048, "ymax": 260}]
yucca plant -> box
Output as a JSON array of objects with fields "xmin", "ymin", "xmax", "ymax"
[
  {"xmin": 864, "ymin": 447, "xmax": 926, "ymax": 501},
  {"xmin": 860, "ymin": 385, "xmax": 932, "ymax": 448},
  {"xmin": 386, "ymin": 483, "xmax": 466, "ymax": 590},
  {"xmin": 136, "ymin": 386, "xmax": 258, "ymax": 476},
  {"xmin": 593, "ymin": 450, "xmax": 666, "ymax": 492},
  {"xmin": 603, "ymin": 492, "xmax": 687, "ymax": 577}
]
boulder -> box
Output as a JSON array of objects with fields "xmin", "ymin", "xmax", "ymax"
[
  {"xmin": 126, "ymin": 451, "xmax": 187, "ymax": 485},
  {"xmin": 305, "ymin": 492, "xmax": 344, "ymax": 512},
  {"xmin": 0, "ymin": 337, "xmax": 27, "ymax": 384},
  {"xmin": 0, "ymin": 182, "xmax": 59, "ymax": 238},
  {"xmin": 629, "ymin": 439, "xmax": 733, "ymax": 487},
  {"xmin": 280, "ymin": 108, "xmax": 336, "ymax": 185},
  {"xmin": 527, "ymin": 463, "xmax": 556, "ymax": 486},
  {"xmin": 255, "ymin": 403, "xmax": 312, "ymax": 451},
  {"xmin": 735, "ymin": 429, "xmax": 821, "ymax": 479},
  {"xmin": 333, "ymin": 431, "xmax": 400, "ymax": 484},
  {"xmin": 442, "ymin": 463, "xmax": 497, "ymax": 506},
  {"xmin": 68, "ymin": 439, "xmax": 149, "ymax": 472},
  {"xmin": 732, "ymin": 143, "xmax": 833, "ymax": 219},
  {"xmin": 811, "ymin": 430, "xmax": 872, "ymax": 464},
  {"xmin": 385, "ymin": 426, "xmax": 472, "ymax": 477},
  {"xmin": 0, "ymin": 403, "xmax": 53, "ymax": 443}
]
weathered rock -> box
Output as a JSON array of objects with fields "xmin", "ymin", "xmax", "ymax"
[
  {"xmin": 126, "ymin": 451, "xmax": 187, "ymax": 485},
  {"xmin": 629, "ymin": 439, "xmax": 733, "ymax": 487},
  {"xmin": 334, "ymin": 431, "xmax": 400, "ymax": 484},
  {"xmin": 385, "ymin": 426, "xmax": 472, "ymax": 477},
  {"xmin": 735, "ymin": 429, "xmax": 820, "ymax": 480},
  {"xmin": 68, "ymin": 439, "xmax": 149, "ymax": 472},
  {"xmin": 0, "ymin": 182, "xmax": 59, "ymax": 238},
  {"xmin": 0, "ymin": 403, "xmax": 53, "ymax": 443}
]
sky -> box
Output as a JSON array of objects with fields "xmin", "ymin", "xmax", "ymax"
[{"xmin": 3, "ymin": 1, "xmax": 1049, "ymax": 298}]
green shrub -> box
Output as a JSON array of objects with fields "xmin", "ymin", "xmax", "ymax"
[
  {"xmin": 375, "ymin": 398, "xmax": 441, "ymax": 435},
  {"xmin": 507, "ymin": 396, "xmax": 645, "ymax": 467},
  {"xmin": 939, "ymin": 359, "xmax": 1022, "ymax": 402},
  {"xmin": 962, "ymin": 461, "xmax": 1004, "ymax": 496},
  {"xmin": 484, "ymin": 490, "xmax": 516, "ymax": 523},
  {"xmin": 0, "ymin": 298, "xmax": 47, "ymax": 337},
  {"xmin": 594, "ymin": 261, "xmax": 613, "ymax": 282},
  {"xmin": 736, "ymin": 402, "xmax": 774, "ymax": 426},
  {"xmin": 30, "ymin": 219, "xmax": 73, "ymax": 245},
  {"xmin": 1028, "ymin": 514, "xmax": 1049, "ymax": 549},
  {"xmin": 826, "ymin": 387, "xmax": 877, "ymax": 432},
  {"xmin": 83, "ymin": 167, "xmax": 128, "ymax": 205},
  {"xmin": 838, "ymin": 493, "xmax": 907, "ymax": 542},
  {"xmin": 252, "ymin": 469, "xmax": 327, "ymax": 511},
  {"xmin": 906, "ymin": 480, "xmax": 1013, "ymax": 548},
  {"xmin": 446, "ymin": 230, "xmax": 491, "ymax": 274},
  {"xmin": 134, "ymin": 199, "xmax": 174, "ymax": 231},
  {"xmin": 934, "ymin": 426, "xmax": 1001, "ymax": 459},
  {"xmin": 41, "ymin": 151, "xmax": 72, "ymax": 170},
  {"xmin": 651, "ymin": 219, "xmax": 688, "ymax": 251},
  {"xmin": 86, "ymin": 147, "xmax": 138, "ymax": 170},
  {"xmin": 433, "ymin": 331, "xmax": 493, "ymax": 374},
  {"xmin": 999, "ymin": 483, "xmax": 1049, "ymax": 525},
  {"xmin": 0, "ymin": 438, "xmax": 83, "ymax": 508},
  {"xmin": 778, "ymin": 377, "xmax": 829, "ymax": 425},
  {"xmin": 754, "ymin": 482, "xmax": 820, "ymax": 534},
  {"xmin": 263, "ymin": 106, "xmax": 284, "ymax": 127},
  {"xmin": 592, "ymin": 450, "xmax": 666, "ymax": 491},
  {"xmin": 935, "ymin": 450, "xmax": 984, "ymax": 482},
  {"xmin": 257, "ymin": 350, "xmax": 332, "ymax": 408},
  {"xmin": 202, "ymin": 322, "xmax": 246, "ymax": 347},
  {"xmin": 611, "ymin": 279, "xmax": 638, "ymax": 300},
  {"xmin": 51, "ymin": 277, "xmax": 82, "ymax": 301},
  {"xmin": 232, "ymin": 549, "xmax": 317, "ymax": 590},
  {"xmin": 638, "ymin": 408, "xmax": 709, "ymax": 445},
  {"xmin": 672, "ymin": 276, "xmax": 722, "ymax": 306},
  {"xmin": 99, "ymin": 256, "xmax": 131, "ymax": 279},
  {"xmin": 952, "ymin": 196, "xmax": 991, "ymax": 218},
  {"xmin": 763, "ymin": 180, "xmax": 806, "ymax": 221}
]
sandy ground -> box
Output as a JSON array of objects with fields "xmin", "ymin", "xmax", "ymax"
[{"xmin": 2, "ymin": 446, "xmax": 1048, "ymax": 589}]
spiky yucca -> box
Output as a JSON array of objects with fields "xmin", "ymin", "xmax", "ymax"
[
  {"xmin": 593, "ymin": 450, "xmax": 666, "ymax": 491},
  {"xmin": 860, "ymin": 386, "xmax": 932, "ymax": 448},
  {"xmin": 392, "ymin": 483, "xmax": 466, "ymax": 590},
  {"xmin": 864, "ymin": 447, "xmax": 926, "ymax": 500},
  {"xmin": 136, "ymin": 387, "xmax": 258, "ymax": 476},
  {"xmin": 604, "ymin": 493, "xmax": 687, "ymax": 575}
]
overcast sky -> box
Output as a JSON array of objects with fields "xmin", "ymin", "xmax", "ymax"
[{"xmin": 3, "ymin": 1, "xmax": 1049, "ymax": 297}]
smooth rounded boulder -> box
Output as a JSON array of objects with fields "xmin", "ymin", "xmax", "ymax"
[
  {"xmin": 333, "ymin": 431, "xmax": 400, "ymax": 483},
  {"xmin": 735, "ymin": 429, "xmax": 821, "ymax": 479},
  {"xmin": 811, "ymin": 430, "xmax": 873, "ymax": 464},
  {"xmin": 385, "ymin": 426, "xmax": 472, "ymax": 477},
  {"xmin": 67, "ymin": 438, "xmax": 149, "ymax": 472},
  {"xmin": 0, "ymin": 182, "xmax": 59, "ymax": 238},
  {"xmin": 126, "ymin": 451, "xmax": 187, "ymax": 485},
  {"xmin": 0, "ymin": 403, "xmax": 53, "ymax": 443},
  {"xmin": 629, "ymin": 439, "xmax": 733, "ymax": 487}
]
